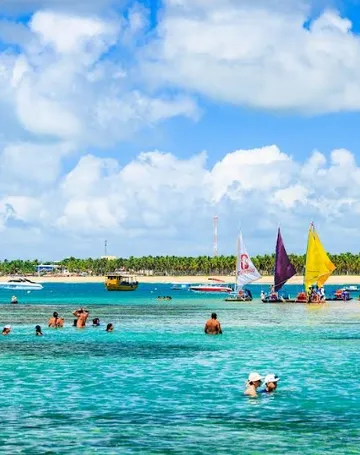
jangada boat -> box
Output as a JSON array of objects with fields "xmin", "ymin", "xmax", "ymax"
[
  {"xmin": 190, "ymin": 278, "xmax": 233, "ymax": 294},
  {"xmin": 295, "ymin": 223, "xmax": 336, "ymax": 303},
  {"xmin": 224, "ymin": 231, "xmax": 260, "ymax": 302},
  {"xmin": 261, "ymin": 228, "xmax": 296, "ymax": 303},
  {"xmin": 0, "ymin": 277, "xmax": 43, "ymax": 291}
]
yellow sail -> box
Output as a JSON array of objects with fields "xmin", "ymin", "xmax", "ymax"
[{"xmin": 304, "ymin": 223, "xmax": 336, "ymax": 291}]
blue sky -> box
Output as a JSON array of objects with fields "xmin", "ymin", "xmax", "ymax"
[{"xmin": 1, "ymin": 0, "xmax": 360, "ymax": 259}]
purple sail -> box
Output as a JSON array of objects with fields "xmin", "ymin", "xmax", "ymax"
[{"xmin": 275, "ymin": 228, "xmax": 296, "ymax": 292}]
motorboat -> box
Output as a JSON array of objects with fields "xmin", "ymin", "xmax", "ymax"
[
  {"xmin": 190, "ymin": 284, "xmax": 233, "ymax": 293},
  {"xmin": 0, "ymin": 277, "xmax": 43, "ymax": 290},
  {"xmin": 342, "ymin": 285, "xmax": 359, "ymax": 292},
  {"xmin": 170, "ymin": 283, "xmax": 190, "ymax": 290},
  {"xmin": 190, "ymin": 278, "xmax": 233, "ymax": 293}
]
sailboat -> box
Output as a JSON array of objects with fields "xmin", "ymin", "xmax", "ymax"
[
  {"xmin": 224, "ymin": 231, "xmax": 261, "ymax": 301},
  {"xmin": 295, "ymin": 223, "xmax": 336, "ymax": 303},
  {"xmin": 261, "ymin": 228, "xmax": 296, "ymax": 303}
]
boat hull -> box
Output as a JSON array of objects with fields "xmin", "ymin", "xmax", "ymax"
[
  {"xmin": 225, "ymin": 297, "xmax": 252, "ymax": 302},
  {"xmin": 261, "ymin": 298, "xmax": 296, "ymax": 303},
  {"xmin": 190, "ymin": 286, "xmax": 232, "ymax": 294},
  {"xmin": 0, "ymin": 283, "xmax": 43, "ymax": 291},
  {"xmin": 105, "ymin": 283, "xmax": 138, "ymax": 291}
]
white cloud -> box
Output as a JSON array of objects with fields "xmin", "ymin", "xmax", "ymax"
[
  {"xmin": 0, "ymin": 9, "xmax": 198, "ymax": 146},
  {"xmin": 142, "ymin": 1, "xmax": 360, "ymax": 113},
  {"xmin": 0, "ymin": 144, "xmax": 359, "ymax": 258}
]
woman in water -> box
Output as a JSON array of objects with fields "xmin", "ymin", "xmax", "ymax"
[
  {"xmin": 35, "ymin": 325, "xmax": 43, "ymax": 336},
  {"xmin": 106, "ymin": 323, "xmax": 114, "ymax": 332},
  {"xmin": 244, "ymin": 372, "xmax": 263, "ymax": 397},
  {"xmin": 92, "ymin": 318, "xmax": 100, "ymax": 327},
  {"xmin": 260, "ymin": 374, "xmax": 280, "ymax": 394}
]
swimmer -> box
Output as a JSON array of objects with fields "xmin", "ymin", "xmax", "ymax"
[
  {"xmin": 72, "ymin": 308, "xmax": 89, "ymax": 328},
  {"xmin": 11, "ymin": 295, "xmax": 18, "ymax": 304},
  {"xmin": 260, "ymin": 374, "xmax": 280, "ymax": 394},
  {"xmin": 35, "ymin": 325, "xmax": 43, "ymax": 336},
  {"xmin": 244, "ymin": 372, "xmax": 263, "ymax": 397},
  {"xmin": 106, "ymin": 323, "xmax": 114, "ymax": 332},
  {"xmin": 2, "ymin": 325, "xmax": 11, "ymax": 336},
  {"xmin": 48, "ymin": 312, "xmax": 62, "ymax": 328},
  {"xmin": 92, "ymin": 318, "xmax": 100, "ymax": 327},
  {"xmin": 204, "ymin": 313, "xmax": 222, "ymax": 335}
]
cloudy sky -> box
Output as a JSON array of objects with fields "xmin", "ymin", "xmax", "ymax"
[{"xmin": 1, "ymin": 0, "xmax": 360, "ymax": 259}]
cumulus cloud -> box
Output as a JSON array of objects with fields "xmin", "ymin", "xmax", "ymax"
[
  {"xmin": 142, "ymin": 0, "xmax": 360, "ymax": 113},
  {"xmin": 0, "ymin": 9, "xmax": 198, "ymax": 146},
  {"xmin": 0, "ymin": 144, "xmax": 359, "ymax": 258}
]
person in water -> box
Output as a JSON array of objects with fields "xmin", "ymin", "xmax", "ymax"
[
  {"xmin": 204, "ymin": 313, "xmax": 222, "ymax": 335},
  {"xmin": 2, "ymin": 325, "xmax": 11, "ymax": 335},
  {"xmin": 260, "ymin": 374, "xmax": 280, "ymax": 394},
  {"xmin": 92, "ymin": 318, "xmax": 100, "ymax": 327},
  {"xmin": 11, "ymin": 295, "xmax": 18, "ymax": 304},
  {"xmin": 106, "ymin": 323, "xmax": 114, "ymax": 332},
  {"xmin": 48, "ymin": 312, "xmax": 63, "ymax": 328},
  {"xmin": 244, "ymin": 372, "xmax": 263, "ymax": 397},
  {"xmin": 72, "ymin": 308, "xmax": 90, "ymax": 328},
  {"xmin": 35, "ymin": 325, "xmax": 43, "ymax": 336}
]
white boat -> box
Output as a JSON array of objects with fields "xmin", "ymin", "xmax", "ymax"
[
  {"xmin": 190, "ymin": 278, "xmax": 233, "ymax": 294},
  {"xmin": 0, "ymin": 277, "xmax": 43, "ymax": 290},
  {"xmin": 170, "ymin": 283, "xmax": 191, "ymax": 290}
]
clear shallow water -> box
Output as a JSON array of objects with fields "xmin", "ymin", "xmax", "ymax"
[{"xmin": 0, "ymin": 283, "xmax": 360, "ymax": 454}]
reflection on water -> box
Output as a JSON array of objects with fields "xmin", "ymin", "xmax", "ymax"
[{"xmin": 0, "ymin": 283, "xmax": 359, "ymax": 454}]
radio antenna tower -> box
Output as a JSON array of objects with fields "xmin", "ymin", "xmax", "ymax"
[
  {"xmin": 104, "ymin": 239, "xmax": 108, "ymax": 257},
  {"xmin": 213, "ymin": 216, "xmax": 218, "ymax": 257}
]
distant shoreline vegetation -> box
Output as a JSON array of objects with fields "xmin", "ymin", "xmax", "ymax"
[{"xmin": 0, "ymin": 253, "xmax": 359, "ymax": 276}]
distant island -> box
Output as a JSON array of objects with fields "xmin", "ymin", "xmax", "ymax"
[{"xmin": 0, "ymin": 253, "xmax": 359, "ymax": 277}]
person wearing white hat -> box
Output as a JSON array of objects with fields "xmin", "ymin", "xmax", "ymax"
[
  {"xmin": 260, "ymin": 374, "xmax": 280, "ymax": 394},
  {"xmin": 244, "ymin": 372, "xmax": 263, "ymax": 397},
  {"xmin": 2, "ymin": 325, "xmax": 11, "ymax": 335}
]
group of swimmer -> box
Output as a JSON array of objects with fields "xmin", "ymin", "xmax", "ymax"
[
  {"xmin": 1, "ymin": 307, "xmax": 114, "ymax": 335},
  {"xmin": 204, "ymin": 313, "xmax": 279, "ymax": 397}
]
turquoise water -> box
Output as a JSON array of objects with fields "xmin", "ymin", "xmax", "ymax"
[{"xmin": 0, "ymin": 283, "xmax": 360, "ymax": 454}]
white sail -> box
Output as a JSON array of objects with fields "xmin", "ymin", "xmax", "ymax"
[{"xmin": 236, "ymin": 232, "xmax": 261, "ymax": 287}]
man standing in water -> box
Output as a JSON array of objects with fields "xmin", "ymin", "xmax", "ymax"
[
  {"xmin": 72, "ymin": 308, "xmax": 90, "ymax": 328},
  {"xmin": 204, "ymin": 313, "xmax": 222, "ymax": 335}
]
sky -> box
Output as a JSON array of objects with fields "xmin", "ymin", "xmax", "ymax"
[{"xmin": 1, "ymin": 0, "xmax": 360, "ymax": 260}]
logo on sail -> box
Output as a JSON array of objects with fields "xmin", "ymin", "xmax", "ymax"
[{"xmin": 238, "ymin": 253, "xmax": 255, "ymax": 274}]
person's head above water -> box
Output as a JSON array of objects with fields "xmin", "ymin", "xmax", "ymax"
[
  {"xmin": 106, "ymin": 323, "xmax": 114, "ymax": 332},
  {"xmin": 264, "ymin": 374, "xmax": 280, "ymax": 391},
  {"xmin": 53, "ymin": 312, "xmax": 58, "ymax": 318},
  {"xmin": 247, "ymin": 372, "xmax": 263, "ymax": 386},
  {"xmin": 211, "ymin": 313, "xmax": 217, "ymax": 319},
  {"xmin": 35, "ymin": 325, "xmax": 43, "ymax": 335},
  {"xmin": 93, "ymin": 318, "xmax": 100, "ymax": 326},
  {"xmin": 2, "ymin": 325, "xmax": 11, "ymax": 335}
]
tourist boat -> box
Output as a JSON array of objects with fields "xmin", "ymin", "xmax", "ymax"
[
  {"xmin": 225, "ymin": 231, "xmax": 261, "ymax": 302},
  {"xmin": 104, "ymin": 273, "xmax": 139, "ymax": 291},
  {"xmin": 190, "ymin": 278, "xmax": 233, "ymax": 294},
  {"xmin": 261, "ymin": 228, "xmax": 296, "ymax": 303},
  {"xmin": 295, "ymin": 223, "xmax": 336, "ymax": 303},
  {"xmin": 0, "ymin": 277, "xmax": 43, "ymax": 291}
]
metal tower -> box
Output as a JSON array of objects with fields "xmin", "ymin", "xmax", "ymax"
[{"xmin": 104, "ymin": 239, "xmax": 108, "ymax": 257}]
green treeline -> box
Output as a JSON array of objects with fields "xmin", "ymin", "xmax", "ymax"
[{"xmin": 0, "ymin": 253, "xmax": 360, "ymax": 276}]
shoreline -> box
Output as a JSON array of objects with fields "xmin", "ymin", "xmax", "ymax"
[{"xmin": 10, "ymin": 275, "xmax": 360, "ymax": 285}]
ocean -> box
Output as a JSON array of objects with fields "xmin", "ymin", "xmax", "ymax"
[{"xmin": 0, "ymin": 282, "xmax": 359, "ymax": 454}]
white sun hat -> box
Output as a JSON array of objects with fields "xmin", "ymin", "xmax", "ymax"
[
  {"xmin": 264, "ymin": 374, "xmax": 280, "ymax": 384},
  {"xmin": 4, "ymin": 325, "xmax": 11, "ymax": 329},
  {"xmin": 248, "ymin": 372, "xmax": 263, "ymax": 382}
]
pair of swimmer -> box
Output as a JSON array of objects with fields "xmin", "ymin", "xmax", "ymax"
[
  {"xmin": 244, "ymin": 372, "xmax": 280, "ymax": 397},
  {"xmin": 2, "ymin": 325, "xmax": 43, "ymax": 336},
  {"xmin": 48, "ymin": 312, "xmax": 64, "ymax": 328}
]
